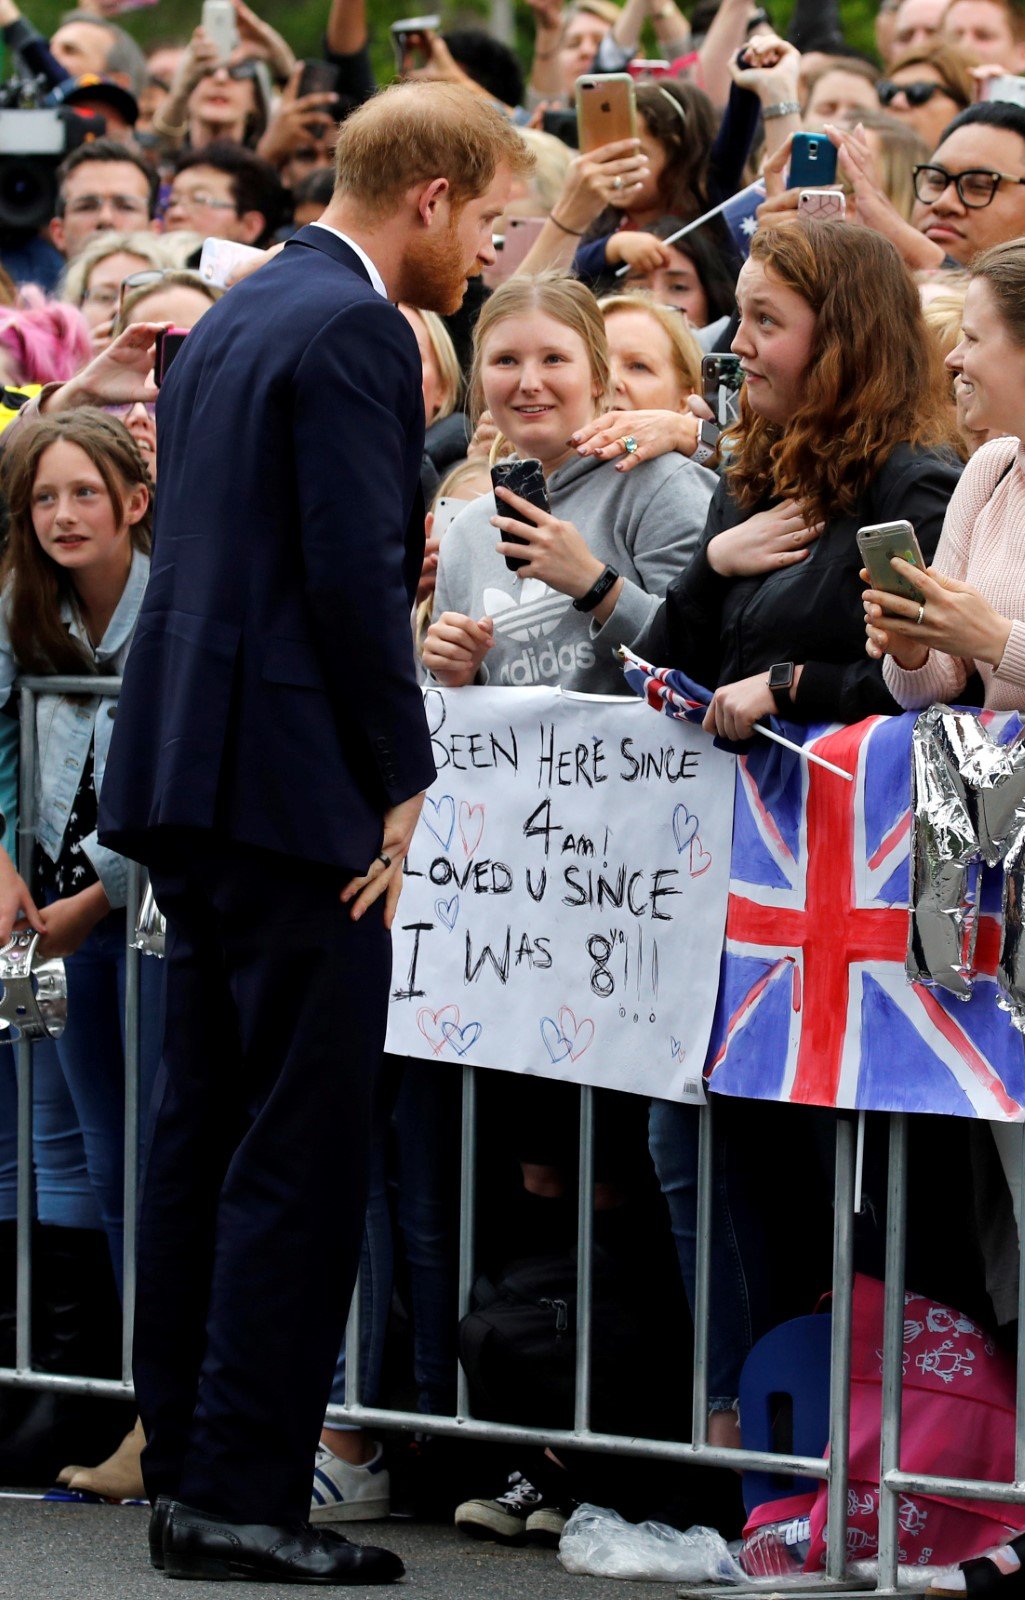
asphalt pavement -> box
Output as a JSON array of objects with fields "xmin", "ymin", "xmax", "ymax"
[{"xmin": 0, "ymin": 1497, "xmax": 678, "ymax": 1600}]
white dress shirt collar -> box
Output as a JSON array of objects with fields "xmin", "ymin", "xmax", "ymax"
[{"xmin": 308, "ymin": 223, "xmax": 389, "ymax": 299}]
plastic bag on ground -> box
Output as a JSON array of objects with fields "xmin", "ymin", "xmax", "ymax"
[{"xmin": 558, "ymin": 1503, "xmax": 744, "ymax": 1582}]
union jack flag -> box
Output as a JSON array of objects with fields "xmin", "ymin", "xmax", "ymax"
[{"xmin": 621, "ymin": 653, "xmax": 1025, "ymax": 1120}]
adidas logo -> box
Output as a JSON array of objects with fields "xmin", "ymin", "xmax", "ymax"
[{"xmin": 484, "ymin": 581, "xmax": 572, "ymax": 642}]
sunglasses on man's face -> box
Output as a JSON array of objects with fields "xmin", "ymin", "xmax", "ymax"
[{"xmin": 878, "ymin": 78, "xmax": 951, "ymax": 108}]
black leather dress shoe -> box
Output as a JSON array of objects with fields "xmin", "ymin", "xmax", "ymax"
[
  {"xmin": 148, "ymin": 1496, "xmax": 172, "ymax": 1570},
  {"xmin": 163, "ymin": 1502, "xmax": 405, "ymax": 1584}
]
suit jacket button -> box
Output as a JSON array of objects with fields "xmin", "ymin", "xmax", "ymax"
[{"xmin": 107, "ymin": 706, "xmax": 117, "ymax": 719}]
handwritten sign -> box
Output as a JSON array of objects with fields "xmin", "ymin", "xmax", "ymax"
[{"xmin": 386, "ymin": 687, "xmax": 735, "ymax": 1101}]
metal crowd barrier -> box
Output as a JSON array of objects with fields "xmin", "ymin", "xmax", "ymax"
[{"xmin": 1, "ymin": 673, "xmax": 1024, "ymax": 1598}]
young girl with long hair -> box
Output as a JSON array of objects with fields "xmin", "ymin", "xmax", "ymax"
[
  {"xmin": 423, "ymin": 272, "xmax": 716, "ymax": 694},
  {"xmin": 0, "ymin": 408, "xmax": 163, "ymax": 1494}
]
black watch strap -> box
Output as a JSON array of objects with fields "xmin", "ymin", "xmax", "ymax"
[
  {"xmin": 573, "ymin": 565, "xmax": 620, "ymax": 613},
  {"xmin": 768, "ymin": 660, "xmax": 795, "ymax": 713}
]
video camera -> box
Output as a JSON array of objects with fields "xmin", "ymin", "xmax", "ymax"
[{"xmin": 0, "ymin": 76, "xmax": 105, "ymax": 244}]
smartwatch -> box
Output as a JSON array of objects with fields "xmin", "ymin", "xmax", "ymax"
[
  {"xmin": 768, "ymin": 661, "xmax": 795, "ymax": 712},
  {"xmin": 573, "ymin": 564, "xmax": 620, "ymax": 613}
]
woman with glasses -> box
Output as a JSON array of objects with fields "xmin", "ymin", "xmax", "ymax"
[
  {"xmin": 149, "ymin": 7, "xmax": 287, "ymax": 153},
  {"xmin": 58, "ymin": 233, "xmax": 200, "ymax": 359},
  {"xmin": 876, "ymin": 42, "xmax": 973, "ymax": 151},
  {"xmin": 114, "ymin": 271, "xmax": 223, "ymax": 337}
]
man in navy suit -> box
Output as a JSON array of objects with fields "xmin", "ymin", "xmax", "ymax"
[{"xmin": 98, "ymin": 81, "xmax": 532, "ymax": 1585}]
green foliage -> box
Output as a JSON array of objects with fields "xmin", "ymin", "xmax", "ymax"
[{"xmin": 7, "ymin": 0, "xmax": 882, "ymax": 78}]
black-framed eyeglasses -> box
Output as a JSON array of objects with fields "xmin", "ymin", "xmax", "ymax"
[
  {"xmin": 878, "ymin": 78, "xmax": 951, "ymax": 108},
  {"xmin": 912, "ymin": 162, "xmax": 1025, "ymax": 207}
]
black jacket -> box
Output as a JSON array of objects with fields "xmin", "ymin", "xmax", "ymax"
[{"xmin": 642, "ymin": 443, "xmax": 963, "ymax": 724}]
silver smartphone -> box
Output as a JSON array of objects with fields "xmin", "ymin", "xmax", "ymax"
[
  {"xmin": 201, "ymin": 0, "xmax": 238, "ymax": 60},
  {"xmin": 432, "ymin": 497, "xmax": 465, "ymax": 538},
  {"xmin": 856, "ymin": 520, "xmax": 926, "ymax": 602}
]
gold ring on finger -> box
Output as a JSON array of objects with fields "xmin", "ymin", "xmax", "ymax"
[{"xmin": 914, "ymin": 604, "xmax": 925, "ymax": 626}]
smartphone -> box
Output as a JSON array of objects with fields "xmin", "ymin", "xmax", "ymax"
[
  {"xmin": 432, "ymin": 497, "xmax": 466, "ymax": 538},
  {"xmin": 981, "ymin": 73, "xmax": 1025, "ymax": 108},
  {"xmin": 490, "ymin": 459, "xmax": 549, "ymax": 573},
  {"xmin": 198, "ymin": 236, "xmax": 265, "ymax": 288},
  {"xmin": 490, "ymin": 215, "xmax": 547, "ymax": 284},
  {"xmin": 541, "ymin": 108, "xmax": 579, "ymax": 149},
  {"xmin": 154, "ymin": 327, "xmax": 189, "ymax": 388},
  {"xmin": 390, "ymin": 14, "xmax": 440, "ymax": 71},
  {"xmin": 297, "ymin": 59, "xmax": 340, "ymax": 98},
  {"xmin": 856, "ymin": 520, "xmax": 927, "ymax": 602},
  {"xmin": 797, "ymin": 187, "xmax": 846, "ymax": 221},
  {"xmin": 701, "ymin": 353, "xmax": 743, "ymax": 429},
  {"xmin": 575, "ymin": 74, "xmax": 637, "ymax": 155},
  {"xmin": 787, "ymin": 132, "xmax": 838, "ymax": 190},
  {"xmin": 201, "ymin": 0, "xmax": 238, "ymax": 61}
]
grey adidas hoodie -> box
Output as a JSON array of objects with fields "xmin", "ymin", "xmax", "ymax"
[{"xmin": 430, "ymin": 449, "xmax": 716, "ymax": 694}]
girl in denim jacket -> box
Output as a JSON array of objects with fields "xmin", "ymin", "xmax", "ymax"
[{"xmin": 0, "ymin": 409, "xmax": 163, "ymax": 1296}]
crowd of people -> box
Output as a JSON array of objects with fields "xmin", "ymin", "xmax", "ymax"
[{"xmin": 3, "ymin": 0, "xmax": 1025, "ymax": 1588}]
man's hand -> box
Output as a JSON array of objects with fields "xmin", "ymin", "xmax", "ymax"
[
  {"xmin": 0, "ymin": 854, "xmax": 45, "ymax": 948},
  {"xmin": 41, "ymin": 324, "xmax": 165, "ymax": 416},
  {"xmin": 341, "ymin": 790, "xmax": 428, "ymax": 928},
  {"xmin": 35, "ymin": 884, "xmax": 109, "ymax": 961}
]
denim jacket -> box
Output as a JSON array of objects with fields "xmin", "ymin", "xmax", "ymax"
[{"xmin": 0, "ymin": 550, "xmax": 149, "ymax": 909}]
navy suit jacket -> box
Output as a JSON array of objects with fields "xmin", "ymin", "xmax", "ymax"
[{"xmin": 98, "ymin": 226, "xmax": 436, "ymax": 874}]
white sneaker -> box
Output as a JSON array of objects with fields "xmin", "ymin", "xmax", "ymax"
[{"xmin": 309, "ymin": 1442, "xmax": 391, "ymax": 1523}]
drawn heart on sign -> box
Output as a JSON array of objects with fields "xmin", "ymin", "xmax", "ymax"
[
  {"xmin": 540, "ymin": 1007, "xmax": 595, "ymax": 1065},
  {"xmin": 689, "ymin": 835, "xmax": 712, "ymax": 877},
  {"xmin": 423, "ymin": 687, "xmax": 446, "ymax": 737},
  {"xmin": 670, "ymin": 1036, "xmax": 685, "ymax": 1063},
  {"xmin": 459, "ymin": 801, "xmax": 485, "ymax": 857},
  {"xmin": 672, "ymin": 804, "xmax": 699, "ymax": 854},
  {"xmin": 435, "ymin": 895, "xmax": 460, "ymax": 932},
  {"xmin": 422, "ymin": 794, "xmax": 456, "ymax": 851},
  {"xmin": 441, "ymin": 1018, "xmax": 482, "ymax": 1056},
  {"xmin": 540, "ymin": 1016, "xmax": 571, "ymax": 1063},
  {"xmin": 417, "ymin": 1004, "xmax": 461, "ymax": 1057}
]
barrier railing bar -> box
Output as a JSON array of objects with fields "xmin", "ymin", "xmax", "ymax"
[
  {"xmin": 884, "ymin": 1469, "xmax": 1025, "ymax": 1504},
  {"xmin": 455, "ymin": 1063, "xmax": 477, "ymax": 1421},
  {"xmin": 121, "ymin": 860, "xmax": 142, "ymax": 1384},
  {"xmin": 325, "ymin": 1397, "xmax": 834, "ymax": 1471},
  {"xmin": 826, "ymin": 1115, "xmax": 856, "ymax": 1582},
  {"xmin": 14, "ymin": 683, "xmax": 37, "ymax": 1375},
  {"xmin": 574, "ymin": 1083, "xmax": 595, "ymax": 1435},
  {"xmin": 344, "ymin": 1271, "xmax": 361, "ymax": 1411},
  {"xmin": 876, "ymin": 1113, "xmax": 908, "ymax": 1591},
  {"xmin": 691, "ymin": 1098, "xmax": 712, "ymax": 1451},
  {"xmin": 17, "ymin": 676, "xmax": 123, "ymax": 696}
]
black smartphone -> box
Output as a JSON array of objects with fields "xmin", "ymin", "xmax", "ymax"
[
  {"xmin": 541, "ymin": 108, "xmax": 579, "ymax": 149},
  {"xmin": 701, "ymin": 353, "xmax": 743, "ymax": 428},
  {"xmin": 490, "ymin": 458, "xmax": 549, "ymax": 573},
  {"xmin": 154, "ymin": 327, "xmax": 188, "ymax": 387},
  {"xmin": 297, "ymin": 59, "xmax": 339, "ymax": 98}
]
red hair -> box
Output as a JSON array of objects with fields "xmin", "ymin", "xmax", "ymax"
[{"xmin": 726, "ymin": 220, "xmax": 963, "ymax": 525}]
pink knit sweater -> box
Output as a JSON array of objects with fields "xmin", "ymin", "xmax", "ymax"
[{"xmin": 883, "ymin": 436, "xmax": 1025, "ymax": 712}]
